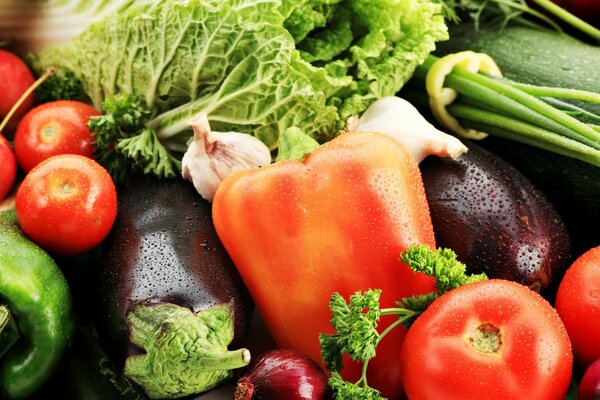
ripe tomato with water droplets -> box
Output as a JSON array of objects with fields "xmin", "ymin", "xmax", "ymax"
[
  {"xmin": 555, "ymin": 246, "xmax": 600, "ymax": 369},
  {"xmin": 0, "ymin": 49, "xmax": 35, "ymax": 133},
  {"xmin": 400, "ymin": 279, "xmax": 573, "ymax": 400},
  {"xmin": 0, "ymin": 134, "xmax": 17, "ymax": 200},
  {"xmin": 15, "ymin": 154, "xmax": 117, "ymax": 256},
  {"xmin": 578, "ymin": 358, "xmax": 600, "ymax": 400},
  {"xmin": 14, "ymin": 100, "xmax": 100, "ymax": 173}
]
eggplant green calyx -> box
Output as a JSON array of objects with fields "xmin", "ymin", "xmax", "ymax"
[
  {"xmin": 275, "ymin": 127, "xmax": 321, "ymax": 162},
  {"xmin": 124, "ymin": 301, "xmax": 251, "ymax": 400}
]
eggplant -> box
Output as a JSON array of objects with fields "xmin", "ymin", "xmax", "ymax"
[
  {"xmin": 94, "ymin": 176, "xmax": 253, "ymax": 399},
  {"xmin": 480, "ymin": 135, "xmax": 600, "ymax": 258},
  {"xmin": 419, "ymin": 140, "xmax": 571, "ymax": 293}
]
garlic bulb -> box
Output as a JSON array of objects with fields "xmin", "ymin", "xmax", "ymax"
[
  {"xmin": 347, "ymin": 96, "xmax": 468, "ymax": 163},
  {"xmin": 182, "ymin": 112, "xmax": 272, "ymax": 202}
]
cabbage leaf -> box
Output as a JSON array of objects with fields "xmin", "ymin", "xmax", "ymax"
[{"xmin": 36, "ymin": 0, "xmax": 448, "ymax": 180}]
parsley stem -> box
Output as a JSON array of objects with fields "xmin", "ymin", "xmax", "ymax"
[
  {"xmin": 492, "ymin": 0, "xmax": 563, "ymax": 33},
  {"xmin": 380, "ymin": 308, "xmax": 419, "ymax": 318},
  {"xmin": 356, "ymin": 312, "xmax": 416, "ymax": 390},
  {"xmin": 529, "ymin": 0, "xmax": 600, "ymax": 42},
  {"xmin": 379, "ymin": 315, "xmax": 412, "ymax": 341}
]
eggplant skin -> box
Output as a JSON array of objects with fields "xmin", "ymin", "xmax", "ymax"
[
  {"xmin": 420, "ymin": 140, "xmax": 571, "ymax": 293},
  {"xmin": 94, "ymin": 176, "xmax": 253, "ymax": 366}
]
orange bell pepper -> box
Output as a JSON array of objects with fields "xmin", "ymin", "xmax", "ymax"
[{"xmin": 212, "ymin": 131, "xmax": 436, "ymax": 399}]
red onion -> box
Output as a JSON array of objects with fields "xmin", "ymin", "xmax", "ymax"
[
  {"xmin": 579, "ymin": 358, "xmax": 600, "ymax": 400},
  {"xmin": 233, "ymin": 349, "xmax": 331, "ymax": 400}
]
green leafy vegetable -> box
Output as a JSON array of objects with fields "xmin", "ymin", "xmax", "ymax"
[
  {"xmin": 440, "ymin": 0, "xmax": 561, "ymax": 31},
  {"xmin": 436, "ymin": 0, "xmax": 600, "ymax": 40},
  {"xmin": 90, "ymin": 93, "xmax": 181, "ymax": 181},
  {"xmin": 320, "ymin": 290, "xmax": 382, "ymax": 372},
  {"xmin": 319, "ymin": 244, "xmax": 487, "ymax": 399},
  {"xmin": 329, "ymin": 371, "xmax": 383, "ymax": 400},
  {"xmin": 35, "ymin": 0, "xmax": 448, "ymax": 181},
  {"xmin": 401, "ymin": 245, "xmax": 487, "ymax": 293},
  {"xmin": 33, "ymin": 70, "xmax": 86, "ymax": 103}
]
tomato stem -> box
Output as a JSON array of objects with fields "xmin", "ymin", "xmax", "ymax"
[
  {"xmin": 468, "ymin": 323, "xmax": 503, "ymax": 354},
  {"xmin": 0, "ymin": 67, "xmax": 56, "ymax": 134},
  {"xmin": 40, "ymin": 124, "xmax": 57, "ymax": 142}
]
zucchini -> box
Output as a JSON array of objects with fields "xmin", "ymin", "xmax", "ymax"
[
  {"xmin": 430, "ymin": 24, "xmax": 600, "ymax": 254},
  {"xmin": 478, "ymin": 137, "xmax": 600, "ymax": 257},
  {"xmin": 435, "ymin": 24, "xmax": 600, "ymax": 118}
]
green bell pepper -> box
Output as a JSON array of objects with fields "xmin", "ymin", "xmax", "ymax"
[{"xmin": 0, "ymin": 210, "xmax": 74, "ymax": 399}]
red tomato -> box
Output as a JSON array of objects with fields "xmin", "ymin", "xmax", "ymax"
[
  {"xmin": 578, "ymin": 358, "xmax": 600, "ymax": 400},
  {"xmin": 0, "ymin": 134, "xmax": 17, "ymax": 200},
  {"xmin": 555, "ymin": 246, "xmax": 600, "ymax": 369},
  {"xmin": 14, "ymin": 100, "xmax": 100, "ymax": 173},
  {"xmin": 400, "ymin": 279, "xmax": 573, "ymax": 400},
  {"xmin": 15, "ymin": 154, "xmax": 117, "ymax": 256},
  {"xmin": 0, "ymin": 50, "xmax": 35, "ymax": 132}
]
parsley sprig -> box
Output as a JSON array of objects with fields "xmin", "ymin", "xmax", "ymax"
[
  {"xmin": 35, "ymin": 70, "xmax": 86, "ymax": 103},
  {"xmin": 88, "ymin": 94, "xmax": 181, "ymax": 184},
  {"xmin": 319, "ymin": 244, "xmax": 487, "ymax": 399}
]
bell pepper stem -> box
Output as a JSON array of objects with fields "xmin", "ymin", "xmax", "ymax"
[
  {"xmin": 0, "ymin": 305, "xmax": 20, "ymax": 359},
  {"xmin": 276, "ymin": 127, "xmax": 320, "ymax": 161}
]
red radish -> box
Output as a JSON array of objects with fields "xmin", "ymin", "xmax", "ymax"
[
  {"xmin": 0, "ymin": 50, "xmax": 36, "ymax": 133},
  {"xmin": 234, "ymin": 349, "xmax": 331, "ymax": 400},
  {"xmin": 0, "ymin": 134, "xmax": 16, "ymax": 200},
  {"xmin": 578, "ymin": 358, "xmax": 600, "ymax": 400}
]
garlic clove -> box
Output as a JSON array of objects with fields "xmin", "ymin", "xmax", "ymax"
[
  {"xmin": 182, "ymin": 112, "xmax": 272, "ymax": 202},
  {"xmin": 350, "ymin": 96, "xmax": 468, "ymax": 163}
]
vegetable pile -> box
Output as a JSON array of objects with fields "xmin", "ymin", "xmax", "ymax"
[
  {"xmin": 1, "ymin": 0, "xmax": 600, "ymax": 400},
  {"xmin": 28, "ymin": 0, "xmax": 448, "ymax": 182}
]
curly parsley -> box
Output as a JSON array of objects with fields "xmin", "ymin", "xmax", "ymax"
[{"xmin": 319, "ymin": 244, "xmax": 487, "ymax": 399}]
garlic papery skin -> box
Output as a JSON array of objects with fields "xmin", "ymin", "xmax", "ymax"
[
  {"xmin": 347, "ymin": 96, "xmax": 468, "ymax": 163},
  {"xmin": 182, "ymin": 112, "xmax": 272, "ymax": 202}
]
